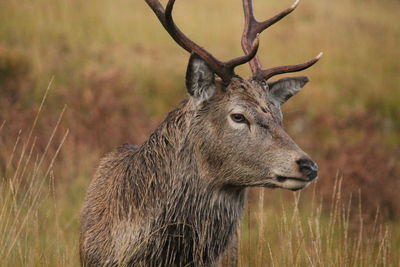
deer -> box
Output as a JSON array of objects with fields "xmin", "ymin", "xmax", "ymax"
[{"xmin": 79, "ymin": 0, "xmax": 322, "ymax": 266}]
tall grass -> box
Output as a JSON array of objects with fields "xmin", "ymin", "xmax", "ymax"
[
  {"xmin": 240, "ymin": 182, "xmax": 398, "ymax": 266},
  {"xmin": 0, "ymin": 85, "xmax": 76, "ymax": 266}
]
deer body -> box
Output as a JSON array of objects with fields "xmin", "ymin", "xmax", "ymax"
[
  {"xmin": 80, "ymin": 0, "xmax": 322, "ymax": 266},
  {"xmin": 80, "ymin": 99, "xmax": 246, "ymax": 266}
]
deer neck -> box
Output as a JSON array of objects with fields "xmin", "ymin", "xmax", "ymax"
[
  {"xmin": 138, "ymin": 97, "xmax": 246, "ymax": 208},
  {"xmin": 129, "ymin": 99, "xmax": 246, "ymax": 264}
]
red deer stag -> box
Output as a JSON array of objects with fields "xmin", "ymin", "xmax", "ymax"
[{"xmin": 80, "ymin": 0, "xmax": 322, "ymax": 265}]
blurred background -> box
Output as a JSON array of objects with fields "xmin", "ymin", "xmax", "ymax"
[{"xmin": 0, "ymin": 0, "xmax": 399, "ymax": 265}]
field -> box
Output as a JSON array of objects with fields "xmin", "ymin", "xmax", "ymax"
[{"xmin": 0, "ymin": 0, "xmax": 399, "ymax": 266}]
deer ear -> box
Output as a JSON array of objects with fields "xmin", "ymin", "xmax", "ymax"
[
  {"xmin": 186, "ymin": 53, "xmax": 216, "ymax": 103},
  {"xmin": 268, "ymin": 76, "xmax": 309, "ymax": 106}
]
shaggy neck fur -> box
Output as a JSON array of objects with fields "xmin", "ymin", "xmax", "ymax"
[
  {"xmin": 126, "ymin": 99, "xmax": 246, "ymax": 266},
  {"xmin": 81, "ymin": 99, "xmax": 246, "ymax": 266}
]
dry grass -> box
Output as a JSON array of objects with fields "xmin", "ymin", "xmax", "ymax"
[
  {"xmin": 0, "ymin": 85, "xmax": 74, "ymax": 266},
  {"xmin": 240, "ymin": 182, "xmax": 398, "ymax": 266}
]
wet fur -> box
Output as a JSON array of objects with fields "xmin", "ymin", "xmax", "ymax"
[
  {"xmin": 80, "ymin": 76, "xmax": 311, "ymax": 266},
  {"xmin": 80, "ymin": 93, "xmax": 246, "ymax": 266}
]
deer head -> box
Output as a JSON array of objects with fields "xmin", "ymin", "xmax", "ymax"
[{"xmin": 146, "ymin": 0, "xmax": 321, "ymax": 191}]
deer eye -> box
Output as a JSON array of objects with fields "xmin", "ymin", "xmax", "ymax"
[{"xmin": 230, "ymin": 114, "xmax": 247, "ymax": 124}]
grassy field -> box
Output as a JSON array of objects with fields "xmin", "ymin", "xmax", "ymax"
[{"xmin": 0, "ymin": 0, "xmax": 399, "ymax": 266}]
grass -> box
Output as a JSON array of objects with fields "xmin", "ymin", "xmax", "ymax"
[
  {"xmin": 240, "ymin": 183, "xmax": 399, "ymax": 266},
  {"xmin": 0, "ymin": 0, "xmax": 399, "ymax": 265}
]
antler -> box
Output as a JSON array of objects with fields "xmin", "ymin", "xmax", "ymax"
[
  {"xmin": 145, "ymin": 0, "xmax": 260, "ymax": 84},
  {"xmin": 241, "ymin": 0, "xmax": 322, "ymax": 81}
]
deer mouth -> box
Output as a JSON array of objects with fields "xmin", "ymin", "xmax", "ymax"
[
  {"xmin": 273, "ymin": 176, "xmax": 311, "ymax": 191},
  {"xmin": 276, "ymin": 176, "xmax": 309, "ymax": 182}
]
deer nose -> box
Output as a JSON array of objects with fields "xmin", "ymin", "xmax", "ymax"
[{"xmin": 297, "ymin": 158, "xmax": 318, "ymax": 181}]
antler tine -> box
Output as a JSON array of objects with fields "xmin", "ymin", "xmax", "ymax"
[
  {"xmin": 241, "ymin": 0, "xmax": 299, "ymax": 76},
  {"xmin": 145, "ymin": 0, "xmax": 259, "ymax": 84},
  {"xmin": 257, "ymin": 52, "xmax": 323, "ymax": 80},
  {"xmin": 257, "ymin": 0, "xmax": 300, "ymax": 32},
  {"xmin": 241, "ymin": 0, "xmax": 322, "ymax": 81}
]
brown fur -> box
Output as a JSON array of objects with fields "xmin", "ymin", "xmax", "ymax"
[{"xmin": 80, "ymin": 77, "xmax": 316, "ymax": 266}]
